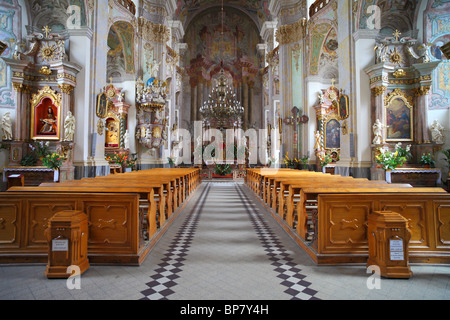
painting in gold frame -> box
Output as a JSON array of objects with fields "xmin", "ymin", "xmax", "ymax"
[
  {"xmin": 30, "ymin": 86, "xmax": 62, "ymax": 140},
  {"xmin": 384, "ymin": 90, "xmax": 413, "ymax": 142},
  {"xmin": 96, "ymin": 92, "xmax": 109, "ymax": 118},
  {"xmin": 338, "ymin": 94, "xmax": 349, "ymax": 120}
]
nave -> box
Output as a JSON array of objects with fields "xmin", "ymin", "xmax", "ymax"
[{"xmin": 0, "ymin": 182, "xmax": 448, "ymax": 301}]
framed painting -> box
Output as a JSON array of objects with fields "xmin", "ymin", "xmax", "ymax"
[
  {"xmin": 338, "ymin": 94, "xmax": 349, "ymax": 120},
  {"xmin": 96, "ymin": 92, "xmax": 109, "ymax": 118},
  {"xmin": 30, "ymin": 86, "xmax": 61, "ymax": 140},
  {"xmin": 385, "ymin": 90, "xmax": 413, "ymax": 142},
  {"xmin": 324, "ymin": 116, "xmax": 341, "ymax": 150}
]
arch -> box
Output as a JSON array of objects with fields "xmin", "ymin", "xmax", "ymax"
[{"xmin": 107, "ymin": 21, "xmax": 135, "ymax": 79}]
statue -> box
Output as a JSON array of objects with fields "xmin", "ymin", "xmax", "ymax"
[
  {"xmin": 314, "ymin": 131, "xmax": 322, "ymax": 151},
  {"xmin": 63, "ymin": 111, "xmax": 75, "ymax": 141},
  {"xmin": 1, "ymin": 112, "xmax": 12, "ymax": 140},
  {"xmin": 430, "ymin": 120, "xmax": 445, "ymax": 145},
  {"xmin": 40, "ymin": 107, "xmax": 57, "ymax": 134},
  {"xmin": 124, "ymin": 129, "xmax": 130, "ymax": 149},
  {"xmin": 372, "ymin": 119, "xmax": 385, "ymax": 145}
]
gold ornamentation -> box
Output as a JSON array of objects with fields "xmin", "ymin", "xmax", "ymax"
[
  {"xmin": 413, "ymin": 86, "xmax": 431, "ymax": 97},
  {"xmin": 39, "ymin": 66, "xmax": 52, "ymax": 75},
  {"xmin": 384, "ymin": 88, "xmax": 413, "ymax": 107},
  {"xmin": 42, "ymin": 25, "xmax": 52, "ymax": 38},
  {"xmin": 275, "ymin": 18, "xmax": 306, "ymax": 45},
  {"xmin": 58, "ymin": 83, "xmax": 74, "ymax": 94},
  {"xmin": 393, "ymin": 29, "xmax": 402, "ymax": 42},
  {"xmin": 97, "ymin": 119, "xmax": 105, "ymax": 135},
  {"xmin": 371, "ymin": 86, "xmax": 386, "ymax": 97},
  {"xmin": 30, "ymin": 86, "xmax": 62, "ymax": 107},
  {"xmin": 138, "ymin": 18, "xmax": 170, "ymax": 44},
  {"xmin": 39, "ymin": 43, "xmax": 57, "ymax": 62},
  {"xmin": 393, "ymin": 68, "xmax": 406, "ymax": 78},
  {"xmin": 388, "ymin": 47, "xmax": 403, "ymax": 65}
]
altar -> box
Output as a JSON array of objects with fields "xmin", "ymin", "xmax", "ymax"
[
  {"xmin": 3, "ymin": 166, "xmax": 59, "ymax": 186},
  {"xmin": 386, "ymin": 168, "xmax": 441, "ymax": 187}
]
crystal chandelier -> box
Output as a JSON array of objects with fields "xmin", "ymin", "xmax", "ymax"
[
  {"xmin": 199, "ymin": 67, "xmax": 244, "ymax": 127},
  {"xmin": 199, "ymin": 0, "xmax": 244, "ymax": 128}
]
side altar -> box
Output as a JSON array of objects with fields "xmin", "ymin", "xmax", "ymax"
[{"xmin": 1, "ymin": 26, "xmax": 81, "ymax": 187}]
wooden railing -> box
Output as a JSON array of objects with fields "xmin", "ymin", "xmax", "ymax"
[
  {"xmin": 117, "ymin": 0, "xmax": 136, "ymax": 15},
  {"xmin": 309, "ymin": 0, "xmax": 332, "ymax": 18}
]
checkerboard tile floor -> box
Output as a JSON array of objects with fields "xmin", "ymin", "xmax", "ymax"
[{"xmin": 0, "ymin": 182, "xmax": 449, "ymax": 301}]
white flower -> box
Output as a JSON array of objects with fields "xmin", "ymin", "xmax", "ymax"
[{"xmin": 406, "ymin": 145, "xmax": 411, "ymax": 152}]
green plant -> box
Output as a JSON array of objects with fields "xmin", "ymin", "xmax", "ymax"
[
  {"xmin": 395, "ymin": 143, "xmax": 412, "ymax": 162},
  {"xmin": 214, "ymin": 164, "xmax": 232, "ymax": 176},
  {"xmin": 319, "ymin": 154, "xmax": 332, "ymax": 168},
  {"xmin": 30, "ymin": 140, "xmax": 50, "ymax": 159},
  {"xmin": 167, "ymin": 156, "xmax": 175, "ymax": 165},
  {"xmin": 20, "ymin": 153, "xmax": 37, "ymax": 166},
  {"xmin": 42, "ymin": 153, "xmax": 64, "ymax": 170},
  {"xmin": 440, "ymin": 149, "xmax": 450, "ymax": 167},
  {"xmin": 375, "ymin": 145, "xmax": 408, "ymax": 171},
  {"xmin": 419, "ymin": 152, "xmax": 435, "ymax": 167}
]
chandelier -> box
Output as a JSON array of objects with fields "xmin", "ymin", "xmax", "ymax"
[
  {"xmin": 199, "ymin": 0, "xmax": 244, "ymax": 128},
  {"xmin": 199, "ymin": 67, "xmax": 244, "ymax": 127}
]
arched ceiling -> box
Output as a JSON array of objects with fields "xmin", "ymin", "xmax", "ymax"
[{"xmin": 175, "ymin": 0, "xmax": 272, "ymax": 32}]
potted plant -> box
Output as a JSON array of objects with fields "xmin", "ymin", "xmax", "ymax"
[
  {"xmin": 213, "ymin": 164, "xmax": 232, "ymax": 177},
  {"xmin": 42, "ymin": 153, "xmax": 65, "ymax": 182},
  {"xmin": 300, "ymin": 155, "xmax": 309, "ymax": 170},
  {"xmin": 167, "ymin": 156, "xmax": 175, "ymax": 167},
  {"xmin": 395, "ymin": 143, "xmax": 412, "ymax": 166},
  {"xmin": 319, "ymin": 154, "xmax": 333, "ymax": 171},
  {"xmin": 375, "ymin": 145, "xmax": 408, "ymax": 171},
  {"xmin": 419, "ymin": 152, "xmax": 435, "ymax": 168}
]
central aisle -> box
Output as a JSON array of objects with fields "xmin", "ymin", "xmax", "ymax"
[{"xmin": 140, "ymin": 182, "xmax": 320, "ymax": 300}]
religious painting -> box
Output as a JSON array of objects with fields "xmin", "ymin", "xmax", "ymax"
[
  {"xmin": 105, "ymin": 118, "xmax": 120, "ymax": 148},
  {"xmin": 385, "ymin": 95, "xmax": 413, "ymax": 142},
  {"xmin": 96, "ymin": 92, "xmax": 109, "ymax": 118},
  {"xmin": 30, "ymin": 86, "xmax": 61, "ymax": 140},
  {"xmin": 324, "ymin": 118, "xmax": 340, "ymax": 150},
  {"xmin": 338, "ymin": 94, "xmax": 349, "ymax": 120}
]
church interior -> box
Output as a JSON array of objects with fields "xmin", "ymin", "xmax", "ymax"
[{"xmin": 0, "ymin": 0, "xmax": 449, "ymax": 301}]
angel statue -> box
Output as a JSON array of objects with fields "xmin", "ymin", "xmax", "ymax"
[
  {"xmin": 1, "ymin": 112, "xmax": 12, "ymax": 140},
  {"xmin": 372, "ymin": 119, "xmax": 385, "ymax": 145},
  {"xmin": 430, "ymin": 120, "xmax": 445, "ymax": 145}
]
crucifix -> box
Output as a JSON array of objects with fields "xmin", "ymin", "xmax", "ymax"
[
  {"xmin": 393, "ymin": 30, "xmax": 402, "ymax": 42},
  {"xmin": 42, "ymin": 25, "xmax": 51, "ymax": 38}
]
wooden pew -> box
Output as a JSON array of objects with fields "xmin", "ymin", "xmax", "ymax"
[
  {"xmin": 0, "ymin": 191, "xmax": 144, "ymax": 264},
  {"xmin": 8, "ymin": 184, "xmax": 165, "ymax": 240},
  {"xmin": 296, "ymin": 187, "xmax": 447, "ymax": 242},
  {"xmin": 299, "ymin": 188, "xmax": 450, "ymax": 264}
]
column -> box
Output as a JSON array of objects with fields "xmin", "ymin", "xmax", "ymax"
[{"xmin": 243, "ymin": 81, "xmax": 248, "ymax": 129}]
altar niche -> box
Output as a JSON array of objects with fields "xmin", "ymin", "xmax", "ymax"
[{"xmin": 31, "ymin": 86, "xmax": 62, "ymax": 141}]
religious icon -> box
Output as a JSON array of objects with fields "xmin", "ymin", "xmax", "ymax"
[
  {"xmin": 105, "ymin": 119, "xmax": 120, "ymax": 147},
  {"xmin": 385, "ymin": 97, "xmax": 412, "ymax": 141},
  {"xmin": 325, "ymin": 119, "xmax": 340, "ymax": 150},
  {"xmin": 96, "ymin": 92, "xmax": 109, "ymax": 118},
  {"xmin": 39, "ymin": 106, "xmax": 57, "ymax": 134},
  {"xmin": 338, "ymin": 95, "xmax": 349, "ymax": 120}
]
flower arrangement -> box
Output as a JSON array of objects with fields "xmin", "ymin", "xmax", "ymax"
[
  {"xmin": 214, "ymin": 164, "xmax": 232, "ymax": 176},
  {"xmin": 42, "ymin": 153, "xmax": 64, "ymax": 170},
  {"xmin": 283, "ymin": 152, "xmax": 297, "ymax": 168},
  {"xmin": 267, "ymin": 155, "xmax": 277, "ymax": 167},
  {"xmin": 167, "ymin": 156, "xmax": 175, "ymax": 165},
  {"xmin": 319, "ymin": 154, "xmax": 333, "ymax": 168},
  {"xmin": 419, "ymin": 152, "xmax": 435, "ymax": 167},
  {"xmin": 375, "ymin": 144, "xmax": 408, "ymax": 171},
  {"xmin": 20, "ymin": 141, "xmax": 51, "ymax": 166},
  {"xmin": 395, "ymin": 143, "xmax": 412, "ymax": 162},
  {"xmin": 106, "ymin": 153, "xmax": 128, "ymax": 166}
]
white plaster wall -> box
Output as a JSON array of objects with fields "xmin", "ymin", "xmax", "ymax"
[{"xmin": 354, "ymin": 37, "xmax": 376, "ymax": 163}]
